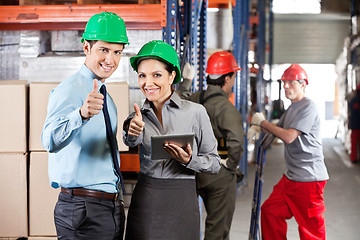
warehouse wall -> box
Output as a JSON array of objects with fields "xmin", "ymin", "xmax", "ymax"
[
  {"xmin": 273, "ymin": 13, "xmax": 350, "ymax": 64},
  {"xmin": 0, "ymin": 31, "xmax": 20, "ymax": 80}
]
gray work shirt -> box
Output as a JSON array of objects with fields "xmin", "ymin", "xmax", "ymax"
[
  {"xmin": 279, "ymin": 97, "xmax": 329, "ymax": 182},
  {"xmin": 123, "ymin": 92, "xmax": 221, "ymax": 179}
]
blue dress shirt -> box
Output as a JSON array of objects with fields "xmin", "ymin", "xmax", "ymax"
[{"xmin": 42, "ymin": 64, "xmax": 121, "ymax": 194}]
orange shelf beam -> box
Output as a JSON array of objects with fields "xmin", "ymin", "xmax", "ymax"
[
  {"xmin": 250, "ymin": 15, "xmax": 259, "ymax": 25},
  {"xmin": 120, "ymin": 153, "xmax": 140, "ymax": 172},
  {"xmin": 208, "ymin": 0, "xmax": 235, "ymax": 8},
  {"xmin": 0, "ymin": 4, "xmax": 165, "ymax": 30}
]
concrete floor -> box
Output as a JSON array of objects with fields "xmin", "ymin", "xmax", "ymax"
[
  {"xmin": 24, "ymin": 138, "xmax": 358, "ymax": 240},
  {"xmin": 122, "ymin": 137, "xmax": 359, "ymax": 240},
  {"xmin": 203, "ymin": 138, "xmax": 360, "ymax": 240}
]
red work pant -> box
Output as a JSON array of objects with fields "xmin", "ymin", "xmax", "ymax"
[
  {"xmin": 350, "ymin": 129, "xmax": 360, "ymax": 162},
  {"xmin": 261, "ymin": 175, "xmax": 327, "ymax": 240}
]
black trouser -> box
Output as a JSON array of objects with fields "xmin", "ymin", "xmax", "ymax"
[{"xmin": 54, "ymin": 191, "xmax": 125, "ymax": 240}]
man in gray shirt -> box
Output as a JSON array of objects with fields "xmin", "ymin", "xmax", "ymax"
[{"xmin": 251, "ymin": 64, "xmax": 329, "ymax": 240}]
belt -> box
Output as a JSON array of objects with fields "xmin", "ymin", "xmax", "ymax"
[{"xmin": 61, "ymin": 187, "xmax": 120, "ymax": 201}]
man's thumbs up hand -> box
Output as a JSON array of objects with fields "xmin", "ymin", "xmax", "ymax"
[
  {"xmin": 92, "ymin": 78, "xmax": 99, "ymax": 93},
  {"xmin": 128, "ymin": 103, "xmax": 145, "ymax": 136},
  {"xmin": 80, "ymin": 79, "xmax": 104, "ymax": 120}
]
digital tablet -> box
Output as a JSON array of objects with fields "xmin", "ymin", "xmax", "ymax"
[{"xmin": 150, "ymin": 133, "xmax": 195, "ymax": 160}]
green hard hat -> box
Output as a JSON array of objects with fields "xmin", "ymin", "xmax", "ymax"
[
  {"xmin": 81, "ymin": 12, "xmax": 129, "ymax": 44},
  {"xmin": 130, "ymin": 40, "xmax": 181, "ymax": 84}
]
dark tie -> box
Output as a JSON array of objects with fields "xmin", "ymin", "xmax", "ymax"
[{"xmin": 100, "ymin": 84, "xmax": 126, "ymax": 194}]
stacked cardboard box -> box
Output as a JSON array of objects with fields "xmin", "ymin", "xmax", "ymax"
[
  {"xmin": 0, "ymin": 80, "xmax": 130, "ymax": 238},
  {"xmin": 29, "ymin": 152, "xmax": 59, "ymax": 237},
  {"xmin": 0, "ymin": 80, "xmax": 28, "ymax": 238},
  {"xmin": 28, "ymin": 82, "xmax": 60, "ymax": 237},
  {"xmin": 107, "ymin": 81, "xmax": 130, "ymax": 152}
]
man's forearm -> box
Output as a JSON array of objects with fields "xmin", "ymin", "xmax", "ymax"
[{"xmin": 260, "ymin": 120, "xmax": 300, "ymax": 144}]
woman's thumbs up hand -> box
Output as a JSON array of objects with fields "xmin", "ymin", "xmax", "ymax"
[{"xmin": 128, "ymin": 103, "xmax": 145, "ymax": 136}]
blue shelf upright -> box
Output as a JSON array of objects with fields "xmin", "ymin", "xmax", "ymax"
[
  {"xmin": 256, "ymin": 0, "xmax": 266, "ymax": 114},
  {"xmin": 162, "ymin": 0, "xmax": 178, "ymax": 48},
  {"xmin": 162, "ymin": 0, "xmax": 207, "ymax": 91},
  {"xmin": 233, "ymin": 0, "xmax": 251, "ymax": 185}
]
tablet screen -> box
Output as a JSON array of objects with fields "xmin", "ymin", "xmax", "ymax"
[{"xmin": 150, "ymin": 133, "xmax": 195, "ymax": 160}]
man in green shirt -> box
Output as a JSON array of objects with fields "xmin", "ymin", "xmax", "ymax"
[{"xmin": 178, "ymin": 51, "xmax": 245, "ymax": 240}]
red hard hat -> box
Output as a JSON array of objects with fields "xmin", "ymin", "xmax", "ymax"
[
  {"xmin": 281, "ymin": 64, "xmax": 308, "ymax": 85},
  {"xmin": 206, "ymin": 51, "xmax": 242, "ymax": 75}
]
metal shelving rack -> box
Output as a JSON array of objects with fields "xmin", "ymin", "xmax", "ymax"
[
  {"xmin": 256, "ymin": 0, "xmax": 266, "ymax": 113},
  {"xmin": 161, "ymin": 0, "xmax": 265, "ymax": 182},
  {"xmin": 162, "ymin": 0, "xmax": 177, "ymax": 46},
  {"xmin": 195, "ymin": 0, "xmax": 208, "ymax": 91},
  {"xmin": 162, "ymin": 0, "xmax": 207, "ymax": 91},
  {"xmin": 233, "ymin": 0, "xmax": 250, "ymax": 184}
]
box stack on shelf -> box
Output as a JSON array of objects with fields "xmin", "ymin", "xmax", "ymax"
[
  {"xmin": 0, "ymin": 80, "xmax": 28, "ymax": 238},
  {"xmin": 28, "ymin": 82, "xmax": 60, "ymax": 238},
  {"xmin": 0, "ymin": 80, "xmax": 130, "ymax": 239}
]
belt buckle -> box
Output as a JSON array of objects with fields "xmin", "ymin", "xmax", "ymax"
[{"xmin": 114, "ymin": 192, "xmax": 119, "ymax": 201}]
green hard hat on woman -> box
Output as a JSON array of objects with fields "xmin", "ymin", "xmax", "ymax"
[
  {"xmin": 130, "ymin": 40, "xmax": 181, "ymax": 84},
  {"xmin": 81, "ymin": 12, "xmax": 129, "ymax": 44}
]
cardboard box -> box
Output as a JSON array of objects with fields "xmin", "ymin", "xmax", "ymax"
[
  {"xmin": 0, "ymin": 153, "xmax": 28, "ymax": 237},
  {"xmin": 0, "ymin": 80, "xmax": 28, "ymax": 153},
  {"xmin": 107, "ymin": 82, "xmax": 130, "ymax": 152},
  {"xmin": 29, "ymin": 82, "xmax": 59, "ymax": 151},
  {"xmin": 29, "ymin": 152, "xmax": 60, "ymax": 236}
]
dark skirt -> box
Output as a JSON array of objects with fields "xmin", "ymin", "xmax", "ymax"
[{"xmin": 125, "ymin": 173, "xmax": 200, "ymax": 240}]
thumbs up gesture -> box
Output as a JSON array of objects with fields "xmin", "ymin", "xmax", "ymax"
[
  {"xmin": 128, "ymin": 103, "xmax": 145, "ymax": 136},
  {"xmin": 80, "ymin": 79, "xmax": 104, "ymax": 120}
]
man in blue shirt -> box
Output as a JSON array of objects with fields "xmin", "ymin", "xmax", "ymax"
[{"xmin": 41, "ymin": 12, "xmax": 129, "ymax": 240}]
